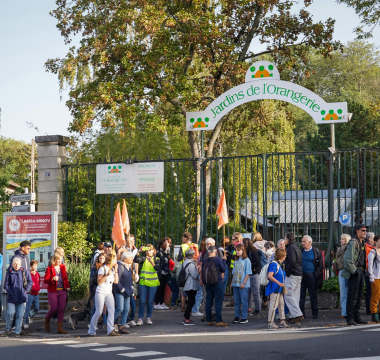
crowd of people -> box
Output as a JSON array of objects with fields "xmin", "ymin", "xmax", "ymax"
[{"xmin": 2, "ymin": 223, "xmax": 380, "ymax": 336}]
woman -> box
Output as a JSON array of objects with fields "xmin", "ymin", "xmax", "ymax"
[
  {"xmin": 44, "ymin": 254, "xmax": 70, "ymax": 334},
  {"xmin": 252, "ymin": 232, "xmax": 268, "ymax": 310},
  {"xmin": 244, "ymin": 239, "xmax": 261, "ymax": 315},
  {"xmin": 114, "ymin": 252, "xmax": 134, "ymax": 334},
  {"xmin": 265, "ymin": 241, "xmax": 276, "ymax": 261},
  {"xmin": 266, "ymin": 248, "xmax": 289, "ymax": 330},
  {"xmin": 220, "ymin": 237, "xmax": 230, "ymax": 300},
  {"xmin": 182, "ymin": 249, "xmax": 200, "ymax": 325},
  {"xmin": 365, "ymin": 232, "xmax": 375, "ymax": 315},
  {"xmin": 336, "ymin": 233, "xmax": 350, "ymax": 318},
  {"xmin": 134, "ymin": 244, "xmax": 160, "ymax": 325},
  {"xmin": 368, "ymin": 235, "xmax": 380, "ymax": 323},
  {"xmin": 88, "ymin": 252, "xmax": 119, "ymax": 336},
  {"xmin": 165, "ymin": 237, "xmax": 180, "ymax": 307},
  {"xmin": 3, "ymin": 258, "xmax": 33, "ymax": 337},
  {"xmin": 154, "ymin": 238, "xmax": 170, "ymax": 310}
]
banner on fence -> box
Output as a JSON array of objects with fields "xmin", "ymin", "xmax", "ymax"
[{"xmin": 96, "ymin": 162, "xmax": 164, "ymax": 194}]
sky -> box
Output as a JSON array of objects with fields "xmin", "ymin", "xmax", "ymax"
[{"xmin": 1, "ymin": 0, "xmax": 380, "ymax": 144}]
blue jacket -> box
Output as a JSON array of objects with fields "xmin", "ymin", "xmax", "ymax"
[
  {"xmin": 4, "ymin": 267, "xmax": 33, "ymax": 305},
  {"xmin": 9, "ymin": 250, "xmax": 30, "ymax": 275},
  {"xmin": 114, "ymin": 261, "xmax": 133, "ymax": 298}
]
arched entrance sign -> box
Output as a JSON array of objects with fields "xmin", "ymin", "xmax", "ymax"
[{"xmin": 186, "ymin": 61, "xmax": 348, "ymax": 131}]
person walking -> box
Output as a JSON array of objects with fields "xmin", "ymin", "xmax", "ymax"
[
  {"xmin": 367, "ymin": 235, "xmax": 380, "ymax": 323},
  {"xmin": 88, "ymin": 252, "xmax": 120, "ymax": 336},
  {"xmin": 336, "ymin": 234, "xmax": 350, "ymax": 318},
  {"xmin": 299, "ymin": 235, "xmax": 323, "ymax": 319},
  {"xmin": 342, "ymin": 224, "xmax": 369, "ymax": 325},
  {"xmin": 2, "ymin": 258, "xmax": 33, "ymax": 336},
  {"xmin": 154, "ymin": 238, "xmax": 170, "ymax": 310},
  {"xmin": 231, "ymin": 244, "xmax": 252, "ymax": 324},
  {"xmin": 44, "ymin": 253, "xmax": 70, "ymax": 334},
  {"xmin": 23, "ymin": 260, "xmax": 41, "ymax": 329},
  {"xmin": 9, "ymin": 241, "xmax": 31, "ymax": 275},
  {"xmin": 182, "ymin": 249, "xmax": 200, "ymax": 325},
  {"xmin": 200, "ymin": 246, "xmax": 228, "ymax": 327},
  {"xmin": 266, "ymin": 249, "xmax": 290, "ymax": 330},
  {"xmin": 134, "ymin": 244, "xmax": 160, "ymax": 326},
  {"xmin": 364, "ymin": 232, "xmax": 375, "ymax": 315},
  {"xmin": 283, "ymin": 232, "xmax": 304, "ymax": 324},
  {"xmin": 114, "ymin": 252, "xmax": 133, "ymax": 334}
]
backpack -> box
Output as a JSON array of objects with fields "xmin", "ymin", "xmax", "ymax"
[
  {"xmin": 202, "ymin": 257, "xmax": 220, "ymax": 286},
  {"xmin": 89, "ymin": 268, "xmax": 99, "ymax": 296},
  {"xmin": 177, "ymin": 243, "xmax": 199, "ymax": 263},
  {"xmin": 257, "ymin": 249, "xmax": 268, "ymax": 268},
  {"xmin": 259, "ymin": 261, "xmax": 280, "ymax": 286},
  {"xmin": 177, "ymin": 262, "xmax": 191, "ymax": 288}
]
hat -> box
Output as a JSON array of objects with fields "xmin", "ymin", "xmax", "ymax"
[
  {"xmin": 103, "ymin": 242, "xmax": 112, "ymax": 248},
  {"xmin": 355, "ymin": 224, "xmax": 367, "ymax": 231}
]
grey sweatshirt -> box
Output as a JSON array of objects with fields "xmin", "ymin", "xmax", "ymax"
[{"xmin": 368, "ymin": 249, "xmax": 380, "ymax": 282}]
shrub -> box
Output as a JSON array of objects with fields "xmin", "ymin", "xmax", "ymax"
[
  {"xmin": 320, "ymin": 276, "xmax": 340, "ymax": 293},
  {"xmin": 66, "ymin": 261, "xmax": 91, "ymax": 300}
]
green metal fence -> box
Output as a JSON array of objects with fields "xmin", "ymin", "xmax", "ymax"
[{"xmin": 63, "ymin": 148, "xmax": 380, "ymax": 254}]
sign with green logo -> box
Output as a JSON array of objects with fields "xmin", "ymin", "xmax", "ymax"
[
  {"xmin": 96, "ymin": 163, "xmax": 164, "ymax": 194},
  {"xmin": 186, "ymin": 61, "xmax": 348, "ymax": 131}
]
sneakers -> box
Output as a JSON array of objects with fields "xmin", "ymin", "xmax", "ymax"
[
  {"xmin": 128, "ymin": 321, "xmax": 137, "ymax": 327},
  {"xmin": 146, "ymin": 318, "xmax": 153, "ymax": 325},
  {"xmin": 154, "ymin": 304, "xmax": 161, "ymax": 310},
  {"xmin": 136, "ymin": 319, "xmax": 143, "ymax": 326},
  {"xmin": 114, "ymin": 325, "xmax": 119, "ymax": 332},
  {"xmin": 249, "ymin": 310, "xmax": 260, "ymax": 316},
  {"xmin": 279, "ymin": 321, "xmax": 290, "ymax": 328},
  {"xmin": 238, "ymin": 319, "xmax": 248, "ymax": 324},
  {"xmin": 1, "ymin": 330, "xmax": 11, "ymax": 337},
  {"xmin": 347, "ymin": 319, "xmax": 356, "ymax": 326},
  {"xmin": 354, "ymin": 318, "xmax": 369, "ymax": 325},
  {"xmin": 233, "ymin": 317, "xmax": 240, "ymax": 324},
  {"xmin": 183, "ymin": 319, "xmax": 196, "ymax": 326},
  {"xmin": 268, "ymin": 322, "xmax": 279, "ymax": 330},
  {"xmin": 372, "ymin": 314, "xmax": 380, "ymax": 323},
  {"xmin": 288, "ymin": 316, "xmax": 304, "ymax": 324},
  {"xmin": 161, "ymin": 304, "xmax": 169, "ymax": 310},
  {"xmin": 23, "ymin": 324, "xmax": 29, "ymax": 329},
  {"xmin": 28, "ymin": 317, "xmax": 33, "ymax": 325},
  {"xmin": 192, "ymin": 312, "xmax": 204, "ymax": 317},
  {"xmin": 107, "ymin": 330, "xmax": 121, "ymax": 336},
  {"xmin": 118, "ymin": 327, "xmax": 130, "ymax": 334}
]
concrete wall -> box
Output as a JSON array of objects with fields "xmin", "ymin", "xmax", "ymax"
[{"xmin": 35, "ymin": 135, "xmax": 69, "ymax": 222}]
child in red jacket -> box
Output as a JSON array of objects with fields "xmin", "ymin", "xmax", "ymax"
[{"xmin": 23, "ymin": 260, "xmax": 41, "ymax": 328}]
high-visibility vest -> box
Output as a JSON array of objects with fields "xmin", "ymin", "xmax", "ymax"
[
  {"xmin": 230, "ymin": 250, "xmax": 236, "ymax": 269},
  {"xmin": 140, "ymin": 259, "xmax": 160, "ymax": 287},
  {"xmin": 179, "ymin": 243, "xmax": 199, "ymax": 263}
]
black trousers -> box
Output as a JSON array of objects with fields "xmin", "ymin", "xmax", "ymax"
[
  {"xmin": 346, "ymin": 269, "xmax": 365, "ymax": 321},
  {"xmin": 299, "ymin": 272, "xmax": 318, "ymax": 316},
  {"xmin": 365, "ymin": 274, "xmax": 372, "ymax": 313},
  {"xmin": 154, "ymin": 274, "xmax": 168, "ymax": 305},
  {"xmin": 184, "ymin": 290, "xmax": 197, "ymax": 320}
]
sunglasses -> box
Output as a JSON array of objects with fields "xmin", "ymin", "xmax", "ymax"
[{"xmin": 358, "ymin": 229, "xmax": 367, "ymax": 232}]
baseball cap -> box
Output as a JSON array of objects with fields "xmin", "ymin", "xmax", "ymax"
[
  {"xmin": 103, "ymin": 242, "xmax": 112, "ymax": 248},
  {"xmin": 355, "ymin": 224, "xmax": 367, "ymax": 231}
]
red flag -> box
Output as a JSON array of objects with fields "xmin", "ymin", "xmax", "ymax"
[
  {"xmin": 112, "ymin": 203, "xmax": 126, "ymax": 247},
  {"xmin": 216, "ymin": 189, "xmax": 229, "ymax": 229},
  {"xmin": 122, "ymin": 199, "xmax": 130, "ymax": 235}
]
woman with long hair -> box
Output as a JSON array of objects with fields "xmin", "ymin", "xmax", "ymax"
[{"xmin": 154, "ymin": 238, "xmax": 170, "ymax": 310}]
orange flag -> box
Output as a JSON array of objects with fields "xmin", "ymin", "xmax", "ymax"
[
  {"xmin": 112, "ymin": 203, "xmax": 126, "ymax": 247},
  {"xmin": 122, "ymin": 199, "xmax": 130, "ymax": 235},
  {"xmin": 216, "ymin": 189, "xmax": 229, "ymax": 229}
]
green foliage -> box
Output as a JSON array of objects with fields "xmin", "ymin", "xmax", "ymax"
[
  {"xmin": 320, "ymin": 276, "xmax": 340, "ymax": 293},
  {"xmin": 65, "ymin": 261, "xmax": 91, "ymax": 300},
  {"xmin": 58, "ymin": 221, "xmax": 92, "ymax": 263}
]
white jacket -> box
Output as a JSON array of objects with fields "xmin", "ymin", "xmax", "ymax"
[{"xmin": 367, "ymin": 249, "xmax": 380, "ymax": 282}]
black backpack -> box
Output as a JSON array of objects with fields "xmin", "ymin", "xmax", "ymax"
[
  {"xmin": 202, "ymin": 257, "xmax": 219, "ymax": 286},
  {"xmin": 177, "ymin": 262, "xmax": 191, "ymax": 287}
]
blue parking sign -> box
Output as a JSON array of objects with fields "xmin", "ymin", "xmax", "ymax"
[{"xmin": 339, "ymin": 213, "xmax": 351, "ymax": 226}]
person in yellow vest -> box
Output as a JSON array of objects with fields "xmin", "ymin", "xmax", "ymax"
[{"xmin": 133, "ymin": 244, "xmax": 160, "ymax": 326}]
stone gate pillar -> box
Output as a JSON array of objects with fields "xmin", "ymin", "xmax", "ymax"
[{"xmin": 35, "ymin": 135, "xmax": 69, "ymax": 222}]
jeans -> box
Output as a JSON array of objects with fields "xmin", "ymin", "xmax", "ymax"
[
  {"xmin": 365, "ymin": 274, "xmax": 372, "ymax": 313},
  {"xmin": 233, "ymin": 287, "xmax": 249, "ymax": 319},
  {"xmin": 114, "ymin": 294, "xmax": 130, "ymax": 326},
  {"xmin": 167, "ymin": 275, "xmax": 180, "ymax": 305},
  {"xmin": 24, "ymin": 294, "xmax": 39, "ymax": 324},
  {"xmin": 300, "ymin": 272, "xmax": 319, "ymax": 316},
  {"xmin": 154, "ymin": 274, "xmax": 168, "ymax": 305},
  {"xmin": 88, "ymin": 291, "xmax": 114, "ymax": 335},
  {"xmin": 192, "ymin": 286, "xmax": 203, "ymax": 313},
  {"xmin": 184, "ymin": 290, "xmax": 197, "ymax": 320},
  {"xmin": 6, "ymin": 303, "xmax": 26, "ymax": 334},
  {"xmin": 128, "ymin": 297, "xmax": 136, "ymax": 322},
  {"xmin": 46, "ymin": 290, "xmax": 66, "ymax": 322},
  {"xmin": 346, "ymin": 268, "xmax": 365, "ymax": 322},
  {"xmin": 284, "ymin": 275, "xmax": 303, "ymax": 318},
  {"xmin": 339, "ymin": 270, "xmax": 348, "ymax": 316},
  {"xmin": 138, "ymin": 284, "xmax": 157, "ymax": 320},
  {"xmin": 248, "ymin": 274, "xmax": 261, "ymax": 311},
  {"xmin": 223, "ymin": 266, "xmax": 229, "ymax": 296},
  {"xmin": 205, "ymin": 281, "xmax": 224, "ymax": 323},
  {"xmin": 268, "ymin": 292, "xmax": 285, "ymax": 322}
]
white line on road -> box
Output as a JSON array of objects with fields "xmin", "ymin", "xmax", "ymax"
[
  {"xmin": 42, "ymin": 340, "xmax": 82, "ymax": 345},
  {"xmin": 148, "ymin": 357, "xmax": 204, "ymax": 360},
  {"xmin": 118, "ymin": 351, "xmax": 167, "ymax": 357},
  {"xmin": 324, "ymin": 357, "xmax": 380, "ymax": 360},
  {"xmin": 66, "ymin": 343, "xmax": 107, "ymax": 348},
  {"xmin": 18, "ymin": 339, "xmax": 65, "ymax": 342},
  {"xmin": 91, "ymin": 347, "xmax": 136, "ymax": 352},
  {"xmin": 316, "ymin": 324, "xmax": 380, "ymax": 331}
]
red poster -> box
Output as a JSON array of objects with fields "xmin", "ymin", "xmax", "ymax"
[{"xmin": 6, "ymin": 215, "xmax": 51, "ymax": 235}]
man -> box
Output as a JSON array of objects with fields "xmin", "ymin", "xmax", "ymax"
[
  {"xmin": 299, "ymin": 235, "xmax": 323, "ymax": 319},
  {"xmin": 9, "ymin": 241, "xmax": 31, "ymax": 275},
  {"xmin": 200, "ymin": 246, "xmax": 228, "ymax": 327},
  {"xmin": 177, "ymin": 232, "xmax": 198, "ymax": 263},
  {"xmin": 126, "ymin": 234, "xmax": 139, "ymax": 276},
  {"xmin": 283, "ymin": 233, "xmax": 304, "ymax": 324},
  {"xmin": 269, "ymin": 239, "xmax": 285, "ymax": 262},
  {"xmin": 103, "ymin": 242, "xmax": 113, "ymax": 255},
  {"xmin": 342, "ymin": 224, "xmax": 370, "ymax": 325},
  {"xmin": 364, "ymin": 232, "xmax": 375, "ymax": 315},
  {"xmin": 199, "ymin": 238, "xmax": 224, "ymax": 262}
]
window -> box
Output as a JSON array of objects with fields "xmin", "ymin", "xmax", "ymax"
[
  {"xmin": 40, "ymin": 253, "xmax": 43, "ymax": 263},
  {"xmin": 30, "ymin": 252, "xmax": 35, "ymax": 260}
]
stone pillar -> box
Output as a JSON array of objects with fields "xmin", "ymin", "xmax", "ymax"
[{"xmin": 35, "ymin": 135, "xmax": 69, "ymax": 222}]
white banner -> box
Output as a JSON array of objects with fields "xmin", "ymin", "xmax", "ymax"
[{"xmin": 96, "ymin": 162, "xmax": 164, "ymax": 194}]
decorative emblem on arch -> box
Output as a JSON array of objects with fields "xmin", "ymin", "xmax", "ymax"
[
  {"xmin": 245, "ymin": 60, "xmax": 280, "ymax": 83},
  {"xmin": 321, "ymin": 109, "xmax": 343, "ymax": 121}
]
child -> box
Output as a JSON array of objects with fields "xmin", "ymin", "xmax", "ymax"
[
  {"xmin": 231, "ymin": 244, "xmax": 252, "ymax": 324},
  {"xmin": 23, "ymin": 260, "xmax": 41, "ymax": 328}
]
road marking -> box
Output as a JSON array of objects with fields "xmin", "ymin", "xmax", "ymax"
[
  {"xmin": 148, "ymin": 357, "xmax": 203, "ymax": 360},
  {"xmin": 42, "ymin": 340, "xmax": 82, "ymax": 345},
  {"xmin": 316, "ymin": 324, "xmax": 380, "ymax": 331},
  {"xmin": 91, "ymin": 347, "xmax": 136, "ymax": 352},
  {"xmin": 66, "ymin": 343, "xmax": 106, "ymax": 348},
  {"xmin": 363, "ymin": 328, "xmax": 380, "ymax": 331},
  {"xmin": 324, "ymin": 357, "xmax": 380, "ymax": 360},
  {"xmin": 18, "ymin": 339, "xmax": 64, "ymax": 342},
  {"xmin": 118, "ymin": 351, "xmax": 167, "ymax": 357}
]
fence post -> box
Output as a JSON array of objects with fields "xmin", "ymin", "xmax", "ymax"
[{"xmin": 325, "ymin": 149, "xmax": 335, "ymax": 267}]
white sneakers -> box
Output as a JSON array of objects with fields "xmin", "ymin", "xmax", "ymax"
[
  {"xmin": 146, "ymin": 318, "xmax": 153, "ymax": 325},
  {"xmin": 192, "ymin": 312, "xmax": 204, "ymax": 317},
  {"xmin": 154, "ymin": 304, "xmax": 169, "ymax": 310},
  {"xmin": 136, "ymin": 319, "xmax": 143, "ymax": 326},
  {"xmin": 22, "ymin": 324, "xmax": 29, "ymax": 329},
  {"xmin": 128, "ymin": 321, "xmax": 137, "ymax": 327},
  {"xmin": 268, "ymin": 322, "xmax": 279, "ymax": 330}
]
